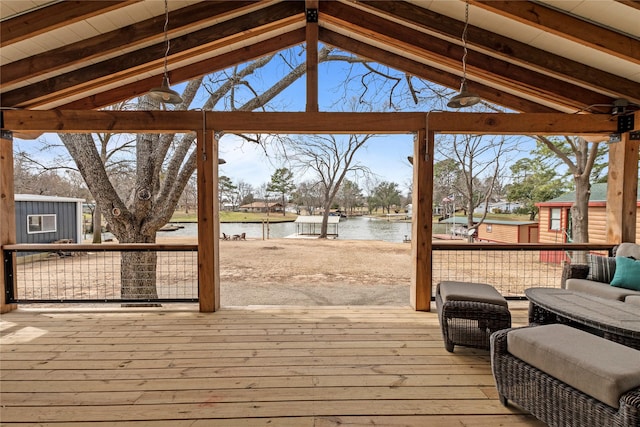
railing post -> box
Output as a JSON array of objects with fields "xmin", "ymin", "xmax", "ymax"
[
  {"xmin": 411, "ymin": 126, "xmax": 433, "ymax": 311},
  {"xmin": 1, "ymin": 129, "xmax": 17, "ymax": 313},
  {"xmin": 3, "ymin": 250, "xmax": 15, "ymax": 304}
]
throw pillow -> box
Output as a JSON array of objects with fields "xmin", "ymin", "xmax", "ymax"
[
  {"xmin": 587, "ymin": 254, "xmax": 616, "ymax": 283},
  {"xmin": 610, "ymin": 256, "xmax": 640, "ymax": 291}
]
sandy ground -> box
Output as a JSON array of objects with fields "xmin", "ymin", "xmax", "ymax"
[
  {"xmin": 217, "ymin": 238, "xmax": 413, "ymax": 306},
  {"xmin": 159, "ymin": 236, "xmax": 414, "ymax": 306}
]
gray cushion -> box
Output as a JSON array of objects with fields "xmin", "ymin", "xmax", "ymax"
[
  {"xmin": 507, "ymin": 324, "xmax": 640, "ymax": 408},
  {"xmin": 625, "ymin": 295, "xmax": 640, "ymax": 306},
  {"xmin": 565, "ymin": 278, "xmax": 640, "ymax": 301},
  {"xmin": 438, "ymin": 281, "xmax": 507, "ymax": 307},
  {"xmin": 615, "ymin": 243, "xmax": 640, "ymax": 259}
]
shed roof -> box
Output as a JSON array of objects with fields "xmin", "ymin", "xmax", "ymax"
[
  {"xmin": 295, "ymin": 215, "xmax": 340, "ymax": 224},
  {"xmin": 541, "ymin": 182, "xmax": 640, "ymax": 204},
  {"xmin": 14, "ymin": 194, "xmax": 85, "ymax": 203}
]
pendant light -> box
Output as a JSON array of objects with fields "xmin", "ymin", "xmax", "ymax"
[
  {"xmin": 447, "ymin": 0, "xmax": 480, "ymax": 109},
  {"xmin": 148, "ymin": 0, "xmax": 183, "ymax": 105}
]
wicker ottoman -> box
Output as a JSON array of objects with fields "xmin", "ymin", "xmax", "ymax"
[{"xmin": 436, "ymin": 281, "xmax": 511, "ymax": 352}]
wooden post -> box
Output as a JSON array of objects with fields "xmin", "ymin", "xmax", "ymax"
[
  {"xmin": 411, "ymin": 127, "xmax": 433, "ymax": 311},
  {"xmin": 1, "ymin": 130, "xmax": 17, "ymax": 313},
  {"xmin": 606, "ymin": 130, "xmax": 639, "ymax": 243},
  {"xmin": 197, "ymin": 129, "xmax": 220, "ymax": 312},
  {"xmin": 305, "ymin": 0, "xmax": 319, "ymax": 112}
]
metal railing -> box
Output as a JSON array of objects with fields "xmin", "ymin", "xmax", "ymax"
[
  {"xmin": 3, "ymin": 243, "xmax": 198, "ymax": 304},
  {"xmin": 3, "ymin": 242, "xmax": 614, "ymax": 305},
  {"xmin": 432, "ymin": 243, "xmax": 614, "ymax": 299}
]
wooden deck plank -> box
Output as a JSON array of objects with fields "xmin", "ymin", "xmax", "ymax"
[{"xmin": 0, "ymin": 305, "xmax": 543, "ymax": 426}]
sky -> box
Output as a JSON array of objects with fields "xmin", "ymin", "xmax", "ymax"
[{"xmin": 14, "ymin": 44, "xmax": 519, "ymax": 198}]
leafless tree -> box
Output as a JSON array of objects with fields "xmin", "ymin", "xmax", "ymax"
[
  {"xmin": 436, "ymin": 134, "xmax": 515, "ymax": 242},
  {"xmin": 288, "ymin": 134, "xmax": 374, "ymax": 238}
]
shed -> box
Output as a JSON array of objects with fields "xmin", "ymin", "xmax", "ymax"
[
  {"xmin": 536, "ymin": 183, "xmax": 640, "ymax": 263},
  {"xmin": 439, "ymin": 216, "xmax": 538, "ymax": 243},
  {"xmin": 294, "ymin": 216, "xmax": 339, "ymax": 237},
  {"xmin": 15, "ymin": 194, "xmax": 84, "ymax": 244},
  {"xmin": 536, "ymin": 182, "xmax": 640, "ymax": 245},
  {"xmin": 475, "ymin": 219, "xmax": 538, "ymax": 244}
]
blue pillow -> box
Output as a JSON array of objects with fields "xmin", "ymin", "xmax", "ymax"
[{"xmin": 610, "ymin": 257, "xmax": 640, "ymax": 291}]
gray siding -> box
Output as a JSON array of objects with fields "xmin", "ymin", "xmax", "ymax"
[{"xmin": 15, "ymin": 201, "xmax": 78, "ymax": 244}]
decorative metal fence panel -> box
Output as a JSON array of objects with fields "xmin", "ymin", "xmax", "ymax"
[
  {"xmin": 3, "ymin": 242, "xmax": 613, "ymax": 304},
  {"xmin": 4, "ymin": 244, "xmax": 198, "ymax": 304}
]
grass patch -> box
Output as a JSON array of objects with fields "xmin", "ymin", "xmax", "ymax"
[{"xmin": 171, "ymin": 211, "xmax": 297, "ymax": 223}]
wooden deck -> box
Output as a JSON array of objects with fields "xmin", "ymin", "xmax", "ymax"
[{"xmin": 0, "ymin": 304, "xmax": 545, "ymax": 426}]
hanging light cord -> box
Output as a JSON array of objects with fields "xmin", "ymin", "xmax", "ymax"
[
  {"xmin": 460, "ymin": 0, "xmax": 470, "ymax": 89},
  {"xmin": 162, "ymin": 0, "xmax": 170, "ymax": 80}
]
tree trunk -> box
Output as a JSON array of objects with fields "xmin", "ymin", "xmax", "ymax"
[
  {"xmin": 121, "ymin": 251, "xmax": 158, "ymax": 301},
  {"xmin": 92, "ymin": 200, "xmax": 102, "ymax": 244}
]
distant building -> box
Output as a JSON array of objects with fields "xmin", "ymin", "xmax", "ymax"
[
  {"xmin": 439, "ymin": 216, "xmax": 538, "ymax": 243},
  {"xmin": 536, "ymin": 182, "xmax": 640, "ymax": 245},
  {"xmin": 15, "ymin": 194, "xmax": 84, "ymax": 244},
  {"xmin": 239, "ymin": 201, "xmax": 284, "ymax": 213}
]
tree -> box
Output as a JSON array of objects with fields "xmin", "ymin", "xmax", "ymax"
[
  {"xmin": 218, "ymin": 175, "xmax": 237, "ymax": 210},
  {"xmin": 267, "ymin": 168, "xmax": 295, "ymax": 216},
  {"xmin": 436, "ymin": 134, "xmax": 514, "ymax": 242},
  {"xmin": 433, "ymin": 158, "xmax": 461, "ymax": 217},
  {"xmin": 292, "ymin": 181, "xmax": 323, "ymax": 215},
  {"xmin": 235, "ymin": 180, "xmax": 254, "ymax": 207},
  {"xmin": 506, "ymin": 157, "xmax": 566, "ymax": 220},
  {"xmin": 533, "ymin": 136, "xmax": 607, "ymax": 245},
  {"xmin": 372, "ymin": 181, "xmax": 402, "ymax": 214},
  {"xmin": 289, "ymin": 134, "xmax": 373, "ymax": 238},
  {"xmin": 336, "ymin": 179, "xmax": 364, "ymax": 215}
]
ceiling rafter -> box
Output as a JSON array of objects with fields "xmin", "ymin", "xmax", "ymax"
[
  {"xmin": 2, "ymin": 2, "xmax": 305, "ymax": 108},
  {"xmin": 53, "ymin": 29, "xmax": 307, "ymax": 110},
  {"xmin": 357, "ymin": 0, "xmax": 640, "ymax": 103},
  {"xmin": 472, "ymin": 0, "xmax": 640, "ymax": 64},
  {"xmin": 0, "ymin": 1, "xmax": 259, "ymax": 88},
  {"xmin": 0, "ymin": 0, "xmax": 139, "ymax": 48},
  {"xmin": 320, "ymin": 1, "xmax": 613, "ymax": 112}
]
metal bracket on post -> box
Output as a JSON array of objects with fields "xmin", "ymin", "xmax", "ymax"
[
  {"xmin": 617, "ymin": 114, "xmax": 635, "ymax": 133},
  {"xmin": 306, "ymin": 8, "xmax": 318, "ymax": 23}
]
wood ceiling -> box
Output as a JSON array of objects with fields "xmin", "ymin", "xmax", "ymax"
[{"xmin": 1, "ymin": 0, "xmax": 639, "ymax": 114}]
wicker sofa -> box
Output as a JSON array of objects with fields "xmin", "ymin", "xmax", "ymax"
[
  {"xmin": 491, "ymin": 325, "xmax": 640, "ymax": 427},
  {"xmin": 563, "ymin": 242, "xmax": 640, "ymax": 302}
]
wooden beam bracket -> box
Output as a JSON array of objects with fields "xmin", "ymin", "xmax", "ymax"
[
  {"xmin": 617, "ymin": 114, "xmax": 635, "ymax": 133},
  {"xmin": 306, "ymin": 8, "xmax": 318, "ymax": 23}
]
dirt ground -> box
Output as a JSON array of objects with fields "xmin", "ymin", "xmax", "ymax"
[{"xmin": 161, "ymin": 236, "xmax": 414, "ymax": 306}]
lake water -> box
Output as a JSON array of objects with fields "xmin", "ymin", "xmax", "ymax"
[{"xmin": 92, "ymin": 217, "xmax": 451, "ymax": 243}]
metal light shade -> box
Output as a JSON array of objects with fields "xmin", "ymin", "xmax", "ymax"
[
  {"xmin": 149, "ymin": 75, "xmax": 183, "ymax": 105},
  {"xmin": 447, "ymin": 82, "xmax": 481, "ymax": 108}
]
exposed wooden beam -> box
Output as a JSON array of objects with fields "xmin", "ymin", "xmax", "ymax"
[
  {"xmin": 320, "ymin": 2, "xmax": 614, "ymax": 114},
  {"xmin": 0, "ymin": 1, "xmax": 259, "ymax": 87},
  {"xmin": 320, "ymin": 29, "xmax": 558, "ymax": 113},
  {"xmin": 0, "ymin": 110, "xmax": 619, "ymax": 135},
  {"xmin": 606, "ymin": 131, "xmax": 639, "ymax": 243},
  {"xmin": 196, "ymin": 129, "xmax": 220, "ymax": 312},
  {"xmin": 473, "ymin": 1, "xmax": 640, "ymax": 65},
  {"xmin": 1, "ymin": 2, "xmax": 304, "ymax": 108},
  {"xmin": 358, "ymin": 0, "xmax": 640, "ymax": 104},
  {"xmin": 57, "ymin": 29, "xmax": 306, "ymax": 110},
  {"xmin": 411, "ymin": 128, "xmax": 433, "ymax": 311},
  {"xmin": 0, "ymin": 1, "xmax": 138, "ymax": 48},
  {"xmin": 305, "ymin": 0, "xmax": 319, "ymax": 112}
]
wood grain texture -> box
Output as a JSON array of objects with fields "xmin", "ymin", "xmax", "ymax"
[{"xmin": 0, "ymin": 305, "xmax": 543, "ymax": 426}]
